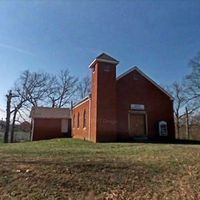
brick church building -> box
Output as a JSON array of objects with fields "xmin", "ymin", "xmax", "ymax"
[{"xmin": 72, "ymin": 53, "xmax": 175, "ymax": 142}]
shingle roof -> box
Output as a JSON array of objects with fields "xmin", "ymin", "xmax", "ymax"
[
  {"xmin": 89, "ymin": 53, "xmax": 119, "ymax": 68},
  {"xmin": 96, "ymin": 53, "xmax": 119, "ymax": 63},
  {"xmin": 30, "ymin": 107, "xmax": 71, "ymax": 119}
]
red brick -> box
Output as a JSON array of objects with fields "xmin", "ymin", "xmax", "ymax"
[{"xmin": 72, "ymin": 54, "xmax": 175, "ymax": 142}]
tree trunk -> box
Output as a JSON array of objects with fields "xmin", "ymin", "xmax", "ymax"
[
  {"xmin": 174, "ymin": 112, "xmax": 180, "ymax": 139},
  {"xmin": 52, "ymin": 97, "xmax": 55, "ymax": 108},
  {"xmin": 175, "ymin": 115, "xmax": 180, "ymax": 139},
  {"xmin": 185, "ymin": 107, "xmax": 190, "ymax": 140},
  {"xmin": 10, "ymin": 109, "xmax": 17, "ymax": 143},
  {"xmin": 4, "ymin": 90, "xmax": 12, "ymax": 143}
]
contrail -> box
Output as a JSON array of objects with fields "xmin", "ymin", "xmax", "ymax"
[{"xmin": 0, "ymin": 42, "xmax": 34, "ymax": 56}]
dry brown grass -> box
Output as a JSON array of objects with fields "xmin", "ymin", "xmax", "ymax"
[{"xmin": 0, "ymin": 139, "xmax": 199, "ymax": 199}]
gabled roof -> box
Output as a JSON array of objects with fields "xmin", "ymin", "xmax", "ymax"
[
  {"xmin": 72, "ymin": 96, "xmax": 90, "ymax": 109},
  {"xmin": 30, "ymin": 107, "xmax": 71, "ymax": 119},
  {"xmin": 117, "ymin": 66, "xmax": 174, "ymax": 100},
  {"xmin": 89, "ymin": 53, "xmax": 119, "ymax": 68},
  {"xmin": 96, "ymin": 53, "xmax": 119, "ymax": 62}
]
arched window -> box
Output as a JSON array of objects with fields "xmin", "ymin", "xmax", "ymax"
[
  {"xmin": 77, "ymin": 112, "xmax": 80, "ymax": 128},
  {"xmin": 83, "ymin": 110, "xmax": 86, "ymax": 128}
]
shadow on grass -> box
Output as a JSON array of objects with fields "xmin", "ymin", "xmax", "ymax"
[
  {"xmin": 133, "ymin": 139, "xmax": 200, "ymax": 145},
  {"xmin": 105, "ymin": 138, "xmax": 200, "ymax": 145}
]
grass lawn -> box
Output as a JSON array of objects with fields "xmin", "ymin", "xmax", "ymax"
[{"xmin": 0, "ymin": 139, "xmax": 199, "ymax": 199}]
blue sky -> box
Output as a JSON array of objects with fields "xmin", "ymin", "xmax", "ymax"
[{"xmin": 0, "ymin": 0, "xmax": 200, "ymax": 118}]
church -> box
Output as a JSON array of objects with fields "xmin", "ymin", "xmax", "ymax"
[{"xmin": 72, "ymin": 53, "xmax": 175, "ymax": 142}]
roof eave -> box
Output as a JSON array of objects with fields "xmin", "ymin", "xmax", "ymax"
[
  {"xmin": 72, "ymin": 96, "xmax": 90, "ymax": 109},
  {"xmin": 89, "ymin": 58, "xmax": 119, "ymax": 68}
]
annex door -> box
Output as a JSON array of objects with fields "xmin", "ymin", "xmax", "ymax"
[{"xmin": 129, "ymin": 113, "xmax": 146, "ymax": 137}]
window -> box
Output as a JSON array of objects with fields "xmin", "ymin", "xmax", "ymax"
[
  {"xmin": 83, "ymin": 110, "xmax": 86, "ymax": 128},
  {"xmin": 159, "ymin": 121, "xmax": 168, "ymax": 136},
  {"xmin": 73, "ymin": 114, "xmax": 75, "ymax": 128},
  {"xmin": 77, "ymin": 112, "xmax": 80, "ymax": 128}
]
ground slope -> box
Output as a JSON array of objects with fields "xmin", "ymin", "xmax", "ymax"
[{"xmin": 0, "ymin": 139, "xmax": 199, "ymax": 199}]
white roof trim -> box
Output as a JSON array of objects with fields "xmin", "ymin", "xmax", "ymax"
[
  {"xmin": 117, "ymin": 66, "xmax": 174, "ymax": 100},
  {"xmin": 117, "ymin": 66, "xmax": 138, "ymax": 80},
  {"xmin": 89, "ymin": 58, "xmax": 119, "ymax": 68},
  {"xmin": 73, "ymin": 96, "xmax": 90, "ymax": 109}
]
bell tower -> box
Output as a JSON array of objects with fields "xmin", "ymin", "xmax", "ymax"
[{"xmin": 89, "ymin": 53, "xmax": 119, "ymax": 142}]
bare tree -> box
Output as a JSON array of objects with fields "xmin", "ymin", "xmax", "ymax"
[
  {"xmin": 10, "ymin": 96, "xmax": 28, "ymax": 143},
  {"xmin": 183, "ymin": 53, "xmax": 200, "ymax": 139},
  {"xmin": 76, "ymin": 75, "xmax": 91, "ymax": 100},
  {"xmin": 8, "ymin": 70, "xmax": 49, "ymax": 142},
  {"xmin": 169, "ymin": 80, "xmax": 200, "ymax": 139},
  {"xmin": 168, "ymin": 82, "xmax": 188, "ymax": 138},
  {"xmin": 185, "ymin": 53, "xmax": 200, "ymax": 102},
  {"xmin": 167, "ymin": 53, "xmax": 200, "ymax": 140},
  {"xmin": 20, "ymin": 70, "xmax": 49, "ymax": 107},
  {"xmin": 4, "ymin": 69, "xmax": 78, "ymax": 142},
  {"xmin": 47, "ymin": 69, "xmax": 78, "ymax": 108},
  {"xmin": 46, "ymin": 75, "xmax": 58, "ymax": 107},
  {"xmin": 4, "ymin": 91, "xmax": 15, "ymax": 143}
]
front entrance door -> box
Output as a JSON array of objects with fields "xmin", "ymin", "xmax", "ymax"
[{"xmin": 129, "ymin": 113, "xmax": 146, "ymax": 137}]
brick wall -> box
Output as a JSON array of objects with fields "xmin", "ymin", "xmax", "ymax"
[
  {"xmin": 72, "ymin": 58, "xmax": 175, "ymax": 143},
  {"xmin": 32, "ymin": 118, "xmax": 71, "ymax": 141},
  {"xmin": 90, "ymin": 63, "xmax": 98, "ymax": 142},
  {"xmin": 33, "ymin": 119, "xmax": 62, "ymax": 140},
  {"xmin": 89, "ymin": 62, "xmax": 118, "ymax": 142},
  {"xmin": 72, "ymin": 100, "xmax": 90, "ymax": 140},
  {"xmin": 116, "ymin": 70, "xmax": 175, "ymax": 141}
]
